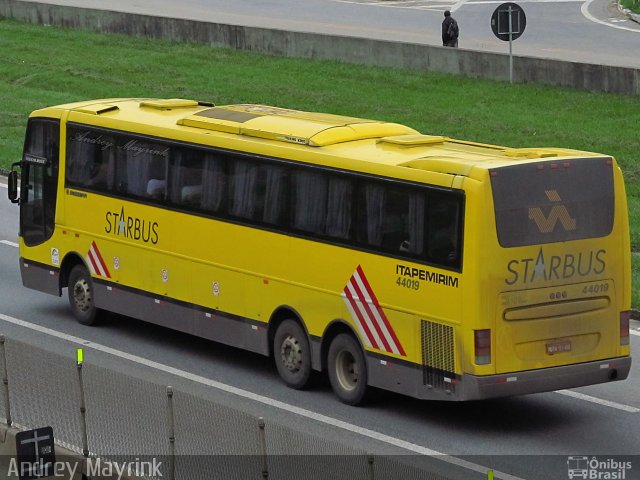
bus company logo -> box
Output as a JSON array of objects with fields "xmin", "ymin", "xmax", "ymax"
[
  {"xmin": 528, "ymin": 190, "xmax": 577, "ymax": 233},
  {"xmin": 86, "ymin": 241, "xmax": 111, "ymax": 279},
  {"xmin": 567, "ymin": 456, "xmax": 632, "ymax": 479},
  {"xmin": 505, "ymin": 247, "xmax": 605, "ymax": 286},
  {"xmin": 341, "ymin": 265, "xmax": 406, "ymax": 356},
  {"xmin": 105, "ymin": 206, "xmax": 159, "ymax": 245}
]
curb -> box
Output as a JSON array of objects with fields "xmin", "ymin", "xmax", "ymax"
[{"xmin": 618, "ymin": 1, "xmax": 640, "ymax": 23}]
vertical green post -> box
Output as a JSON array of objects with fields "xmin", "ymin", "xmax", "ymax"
[{"xmin": 488, "ymin": 469, "xmax": 494, "ymax": 480}]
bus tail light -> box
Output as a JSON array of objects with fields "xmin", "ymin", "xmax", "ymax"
[
  {"xmin": 474, "ymin": 329, "xmax": 491, "ymax": 365},
  {"xmin": 620, "ymin": 311, "xmax": 630, "ymax": 346}
]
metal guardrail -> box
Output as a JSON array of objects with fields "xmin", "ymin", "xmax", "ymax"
[{"xmin": 0, "ymin": 334, "xmax": 454, "ymax": 480}]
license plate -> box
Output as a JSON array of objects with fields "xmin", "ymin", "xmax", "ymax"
[{"xmin": 546, "ymin": 340, "xmax": 571, "ymax": 355}]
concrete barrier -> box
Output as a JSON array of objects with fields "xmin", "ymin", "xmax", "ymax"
[
  {"xmin": 0, "ymin": 0, "xmax": 638, "ymax": 93},
  {"xmin": 2, "ymin": 0, "xmax": 639, "ymax": 95}
]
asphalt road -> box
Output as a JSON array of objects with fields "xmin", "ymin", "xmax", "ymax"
[
  {"xmin": 1, "ymin": 179, "xmax": 639, "ymax": 480},
  {"xmin": 25, "ymin": 0, "xmax": 640, "ymax": 68}
]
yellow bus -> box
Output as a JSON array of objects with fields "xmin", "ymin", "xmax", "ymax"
[{"xmin": 7, "ymin": 98, "xmax": 631, "ymax": 404}]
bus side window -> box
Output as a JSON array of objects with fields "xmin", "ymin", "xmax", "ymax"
[
  {"xmin": 201, "ymin": 154, "xmax": 227, "ymax": 213},
  {"xmin": 66, "ymin": 127, "xmax": 115, "ymax": 191},
  {"xmin": 146, "ymin": 157, "xmax": 167, "ymax": 200},
  {"xmin": 358, "ymin": 183, "xmax": 425, "ymax": 256},
  {"xmin": 170, "ymin": 148, "xmax": 203, "ymax": 207},
  {"xmin": 291, "ymin": 170, "xmax": 352, "ymax": 240},
  {"xmin": 115, "ymin": 137, "xmax": 168, "ymax": 201},
  {"xmin": 427, "ymin": 195, "xmax": 460, "ymax": 266}
]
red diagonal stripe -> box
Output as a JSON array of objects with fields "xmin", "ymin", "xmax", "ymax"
[
  {"xmin": 350, "ymin": 275, "xmax": 391, "ymax": 353},
  {"xmin": 87, "ymin": 250, "xmax": 101, "ymax": 276},
  {"xmin": 344, "ymin": 286, "xmax": 379, "ymax": 350},
  {"xmin": 91, "ymin": 241, "xmax": 111, "ymax": 278},
  {"xmin": 356, "ymin": 265, "xmax": 406, "ymax": 356}
]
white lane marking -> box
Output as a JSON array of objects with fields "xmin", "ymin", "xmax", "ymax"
[
  {"xmin": 0, "ymin": 313, "xmax": 523, "ymax": 480},
  {"xmin": 581, "ymin": 0, "xmax": 640, "ymax": 32},
  {"xmin": 450, "ymin": 0, "xmax": 469, "ymax": 12},
  {"xmin": 0, "ymin": 240, "xmax": 19, "ymax": 248},
  {"xmin": 630, "ymin": 329, "xmax": 640, "ymax": 337},
  {"xmin": 556, "ymin": 390, "xmax": 640, "ymax": 413}
]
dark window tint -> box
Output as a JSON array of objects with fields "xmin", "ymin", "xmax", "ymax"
[
  {"xmin": 66, "ymin": 127, "xmax": 116, "ymax": 190},
  {"xmin": 426, "ymin": 193, "xmax": 461, "ymax": 267},
  {"xmin": 114, "ymin": 139, "xmax": 169, "ymax": 201},
  {"xmin": 490, "ymin": 158, "xmax": 614, "ymax": 247},
  {"xmin": 292, "ymin": 171, "xmax": 352, "ymax": 240},
  {"xmin": 62, "ymin": 125, "xmax": 464, "ymax": 270},
  {"xmin": 228, "ymin": 159, "xmax": 288, "ymax": 225},
  {"xmin": 358, "ymin": 182, "xmax": 426, "ymax": 256},
  {"xmin": 21, "ymin": 119, "xmax": 60, "ymax": 246}
]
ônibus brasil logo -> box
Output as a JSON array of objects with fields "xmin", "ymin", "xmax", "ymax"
[{"xmin": 567, "ymin": 456, "xmax": 632, "ymax": 480}]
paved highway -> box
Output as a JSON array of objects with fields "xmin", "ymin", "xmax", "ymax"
[
  {"xmin": 1, "ymin": 179, "xmax": 639, "ymax": 479},
  {"xmin": 26, "ymin": 0, "xmax": 640, "ymax": 68}
]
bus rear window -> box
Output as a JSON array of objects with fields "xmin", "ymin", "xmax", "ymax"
[{"xmin": 490, "ymin": 158, "xmax": 614, "ymax": 247}]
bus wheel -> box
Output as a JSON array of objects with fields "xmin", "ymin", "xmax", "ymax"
[
  {"xmin": 273, "ymin": 319, "xmax": 312, "ymax": 389},
  {"xmin": 328, "ymin": 333, "xmax": 368, "ymax": 405},
  {"xmin": 68, "ymin": 265, "xmax": 100, "ymax": 326}
]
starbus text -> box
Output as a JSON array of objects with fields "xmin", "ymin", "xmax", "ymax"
[
  {"xmin": 105, "ymin": 207, "xmax": 159, "ymax": 244},
  {"xmin": 505, "ymin": 248, "xmax": 605, "ymax": 286}
]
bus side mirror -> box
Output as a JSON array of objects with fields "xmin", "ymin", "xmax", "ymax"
[{"xmin": 8, "ymin": 170, "xmax": 19, "ymax": 204}]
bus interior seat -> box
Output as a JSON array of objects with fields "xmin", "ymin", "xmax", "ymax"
[
  {"xmin": 146, "ymin": 179, "xmax": 166, "ymax": 199},
  {"xmin": 181, "ymin": 184, "xmax": 202, "ymax": 204}
]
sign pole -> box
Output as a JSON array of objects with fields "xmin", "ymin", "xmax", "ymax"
[
  {"xmin": 508, "ymin": 5, "xmax": 513, "ymax": 84},
  {"xmin": 490, "ymin": 2, "xmax": 526, "ymax": 85}
]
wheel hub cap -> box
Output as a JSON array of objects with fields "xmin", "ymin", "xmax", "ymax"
[
  {"xmin": 336, "ymin": 351, "xmax": 358, "ymax": 391},
  {"xmin": 73, "ymin": 279, "xmax": 92, "ymax": 313},
  {"xmin": 280, "ymin": 335, "xmax": 303, "ymax": 373}
]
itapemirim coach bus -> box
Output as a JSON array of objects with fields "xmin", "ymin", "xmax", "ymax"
[{"xmin": 7, "ymin": 98, "xmax": 631, "ymax": 404}]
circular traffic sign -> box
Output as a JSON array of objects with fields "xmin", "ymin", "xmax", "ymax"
[{"xmin": 491, "ymin": 2, "xmax": 526, "ymax": 41}]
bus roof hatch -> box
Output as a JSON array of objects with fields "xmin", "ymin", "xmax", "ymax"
[{"xmin": 177, "ymin": 104, "xmax": 418, "ymax": 146}]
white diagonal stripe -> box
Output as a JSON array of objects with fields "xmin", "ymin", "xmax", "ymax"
[
  {"xmin": 341, "ymin": 293, "xmax": 372, "ymax": 348},
  {"xmin": 85, "ymin": 254, "xmax": 96, "ymax": 275},
  {"xmin": 352, "ymin": 270, "xmax": 400, "ymax": 355},
  {"xmin": 89, "ymin": 243, "xmax": 107, "ymax": 277},
  {"xmin": 346, "ymin": 281, "xmax": 384, "ymax": 349}
]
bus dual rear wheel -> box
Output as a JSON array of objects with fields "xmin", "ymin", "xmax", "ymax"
[
  {"xmin": 273, "ymin": 319, "xmax": 312, "ymax": 389},
  {"xmin": 328, "ymin": 333, "xmax": 368, "ymax": 405},
  {"xmin": 68, "ymin": 264, "xmax": 101, "ymax": 326}
]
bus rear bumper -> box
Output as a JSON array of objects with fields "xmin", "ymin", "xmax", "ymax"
[{"xmin": 457, "ymin": 356, "xmax": 632, "ymax": 401}]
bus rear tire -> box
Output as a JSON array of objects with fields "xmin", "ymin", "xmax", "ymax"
[
  {"xmin": 273, "ymin": 319, "xmax": 312, "ymax": 389},
  {"xmin": 328, "ymin": 333, "xmax": 368, "ymax": 405},
  {"xmin": 68, "ymin": 264, "xmax": 101, "ymax": 326}
]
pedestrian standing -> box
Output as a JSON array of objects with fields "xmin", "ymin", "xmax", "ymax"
[{"xmin": 442, "ymin": 10, "xmax": 459, "ymax": 47}]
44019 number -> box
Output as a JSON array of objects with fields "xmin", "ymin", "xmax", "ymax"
[
  {"xmin": 582, "ymin": 283, "xmax": 609, "ymax": 294},
  {"xmin": 396, "ymin": 277, "xmax": 420, "ymax": 290}
]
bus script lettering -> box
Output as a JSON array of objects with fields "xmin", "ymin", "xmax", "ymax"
[
  {"xmin": 105, "ymin": 207, "xmax": 159, "ymax": 244},
  {"xmin": 505, "ymin": 248, "xmax": 605, "ymax": 286},
  {"xmin": 395, "ymin": 264, "xmax": 459, "ymax": 288}
]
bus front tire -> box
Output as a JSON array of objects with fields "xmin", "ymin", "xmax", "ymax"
[
  {"xmin": 328, "ymin": 333, "xmax": 368, "ymax": 405},
  {"xmin": 68, "ymin": 265, "xmax": 100, "ymax": 326},
  {"xmin": 273, "ymin": 319, "xmax": 312, "ymax": 390}
]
